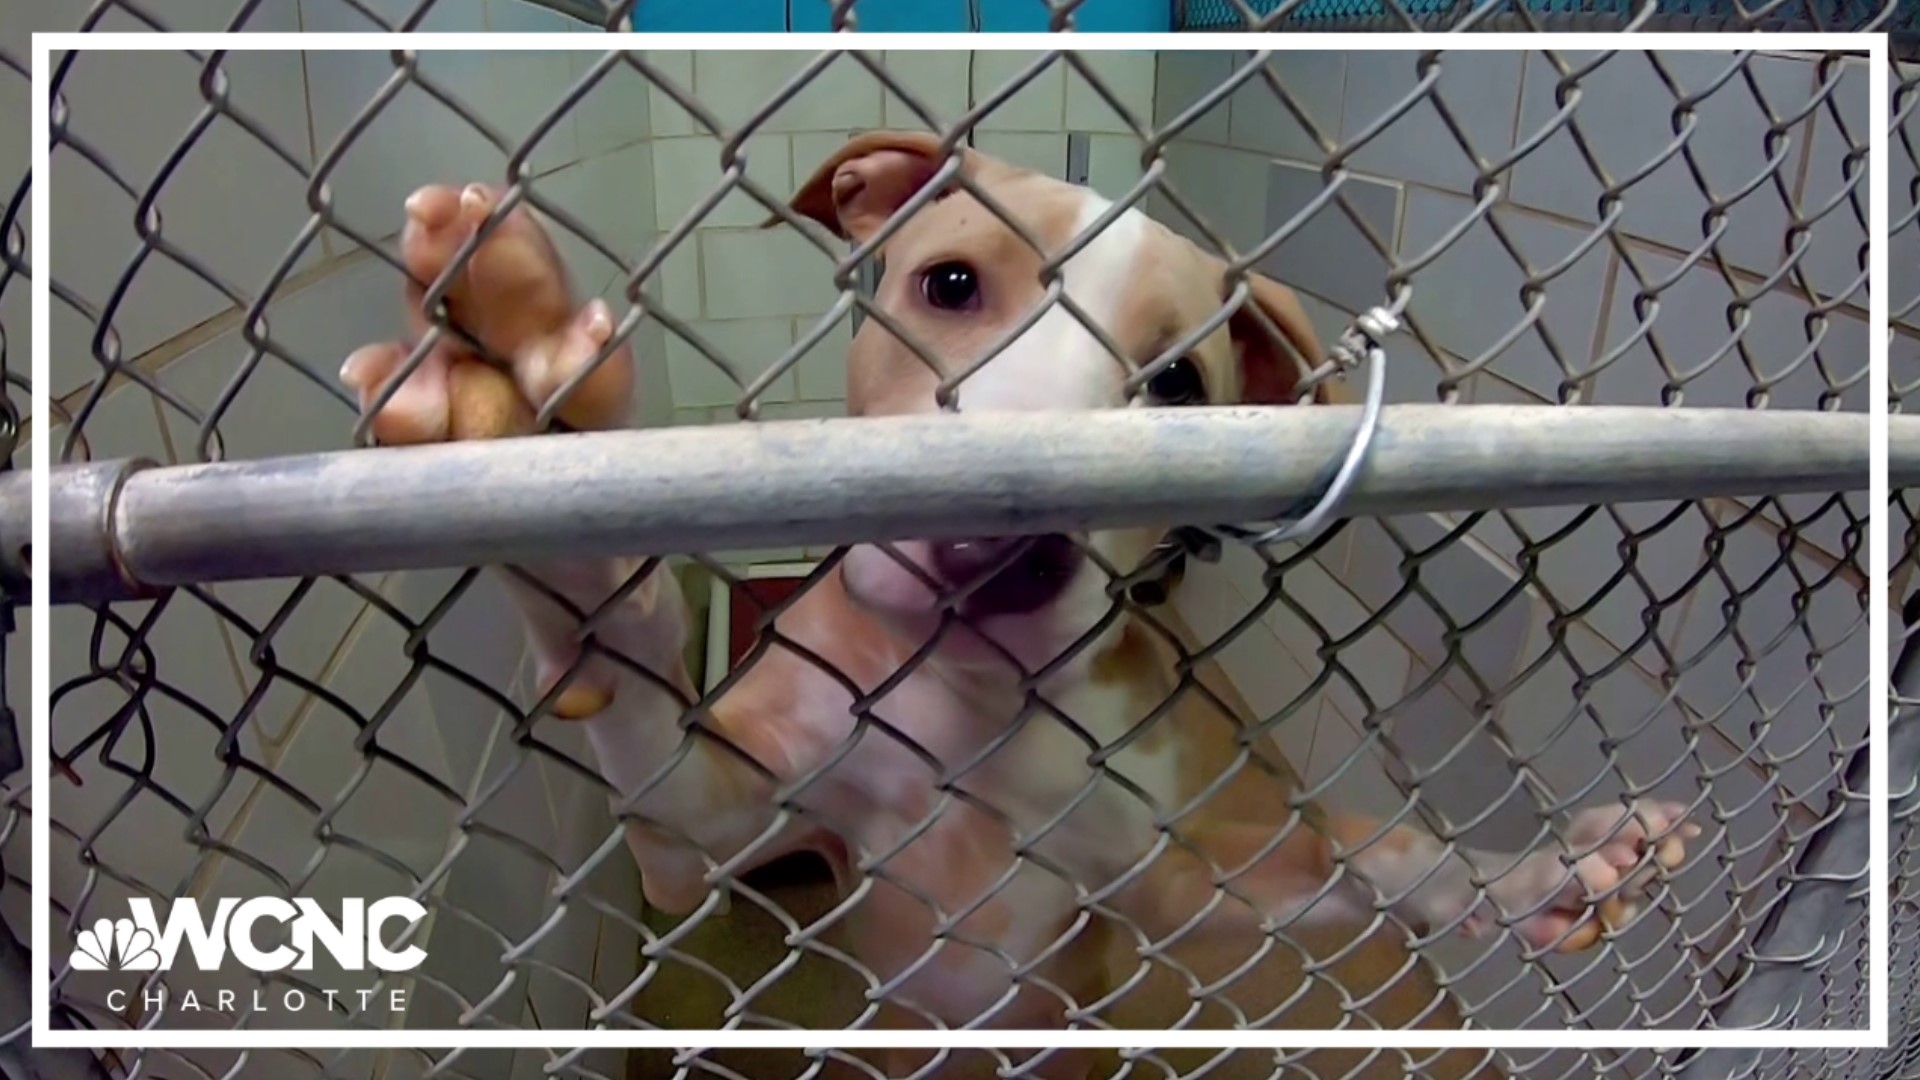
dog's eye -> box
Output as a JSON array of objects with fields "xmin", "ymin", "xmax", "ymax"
[
  {"xmin": 1144, "ymin": 357, "xmax": 1207, "ymax": 406},
  {"xmin": 921, "ymin": 261, "xmax": 980, "ymax": 312}
]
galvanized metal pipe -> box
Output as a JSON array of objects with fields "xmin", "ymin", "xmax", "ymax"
[{"xmin": 1, "ymin": 405, "xmax": 1888, "ymax": 607}]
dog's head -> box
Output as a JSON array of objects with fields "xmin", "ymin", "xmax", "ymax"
[{"xmin": 784, "ymin": 130, "xmax": 1327, "ymax": 674}]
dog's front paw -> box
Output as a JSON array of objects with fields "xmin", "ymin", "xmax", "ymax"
[
  {"xmin": 339, "ymin": 184, "xmax": 657, "ymax": 723},
  {"xmin": 340, "ymin": 182, "xmax": 634, "ymax": 445},
  {"xmin": 1470, "ymin": 799, "xmax": 1701, "ymax": 953}
]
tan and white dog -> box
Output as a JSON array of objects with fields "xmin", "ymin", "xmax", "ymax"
[{"xmin": 340, "ymin": 131, "xmax": 1698, "ymax": 1074}]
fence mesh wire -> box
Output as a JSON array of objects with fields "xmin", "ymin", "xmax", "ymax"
[
  {"xmin": 1877, "ymin": 52, "xmax": 1920, "ymax": 1080},
  {"xmin": 1174, "ymin": 0, "xmax": 1918, "ymax": 35},
  {"xmin": 0, "ymin": 5, "xmax": 1902, "ymax": 1080}
]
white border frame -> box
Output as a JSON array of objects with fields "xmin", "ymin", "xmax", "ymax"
[{"xmin": 29, "ymin": 30, "xmax": 1890, "ymax": 1052}]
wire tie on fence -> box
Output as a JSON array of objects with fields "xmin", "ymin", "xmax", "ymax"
[
  {"xmin": 1223, "ymin": 304, "xmax": 1395, "ymax": 550},
  {"xmin": 1330, "ymin": 306, "xmax": 1401, "ymax": 372}
]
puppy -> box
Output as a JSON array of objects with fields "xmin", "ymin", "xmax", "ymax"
[{"xmin": 341, "ymin": 131, "xmax": 1698, "ymax": 1076}]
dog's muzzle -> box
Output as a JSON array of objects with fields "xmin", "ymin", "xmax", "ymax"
[{"xmin": 928, "ymin": 534, "xmax": 1084, "ymax": 618}]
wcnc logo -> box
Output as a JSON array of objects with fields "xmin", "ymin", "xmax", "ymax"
[{"xmin": 69, "ymin": 897, "xmax": 428, "ymax": 974}]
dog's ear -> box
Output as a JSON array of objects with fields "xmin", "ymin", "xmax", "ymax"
[
  {"xmin": 1230, "ymin": 273, "xmax": 1338, "ymax": 405},
  {"xmin": 777, "ymin": 130, "xmax": 963, "ymax": 243}
]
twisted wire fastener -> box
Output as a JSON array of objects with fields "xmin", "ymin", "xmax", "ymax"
[{"xmin": 1223, "ymin": 305, "xmax": 1398, "ymax": 550}]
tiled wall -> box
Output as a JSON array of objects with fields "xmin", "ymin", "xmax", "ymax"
[
  {"xmin": 1152, "ymin": 50, "xmax": 1871, "ymax": 1033},
  {"xmin": 21, "ymin": 4, "xmax": 651, "ymax": 1075},
  {"xmin": 11, "ymin": 27, "xmax": 1877, "ymax": 1054},
  {"xmin": 653, "ymin": 48, "xmax": 1156, "ymax": 428},
  {"xmin": 652, "ymin": 49, "xmax": 1155, "ymax": 566},
  {"xmin": 22, "ymin": 31, "xmax": 1158, "ymax": 1065}
]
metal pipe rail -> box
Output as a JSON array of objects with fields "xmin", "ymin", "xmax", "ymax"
[{"xmin": 2, "ymin": 404, "xmax": 1888, "ymax": 608}]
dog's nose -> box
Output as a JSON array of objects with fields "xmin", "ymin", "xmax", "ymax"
[{"xmin": 928, "ymin": 534, "xmax": 1083, "ymax": 617}]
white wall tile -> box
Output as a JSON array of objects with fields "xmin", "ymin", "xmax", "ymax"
[
  {"xmin": 5, "ymin": 0, "xmax": 80, "ymax": 49},
  {"xmin": 700, "ymin": 228, "xmax": 841, "ymax": 319},
  {"xmin": 1227, "ymin": 51, "xmax": 1344, "ymax": 164},
  {"xmin": 47, "ymin": 140, "xmax": 219, "ymax": 365},
  {"xmin": 152, "ymin": 258, "xmax": 391, "ymax": 463},
  {"xmin": 652, "ymin": 134, "xmax": 791, "ymax": 231},
  {"xmin": 303, "ymin": 51, "xmax": 507, "ymax": 245},
  {"xmin": 1172, "ymin": 547, "xmax": 1259, "ymax": 647},
  {"xmin": 1383, "ymin": 666, "xmax": 1539, "ymax": 852},
  {"xmin": 639, "ymin": 229, "xmax": 703, "ymax": 320},
  {"xmin": 1152, "ymin": 142, "xmax": 1271, "ymax": 256},
  {"xmin": 1398, "ymin": 190, "xmax": 1612, "ymax": 401},
  {"xmin": 569, "ymin": 51, "xmax": 654, "ymax": 160},
  {"xmin": 425, "ymin": 29, "xmax": 578, "ymax": 172},
  {"xmin": 1151, "ymin": 51, "xmax": 1236, "ymax": 146},
  {"xmin": 0, "ymin": 68, "xmax": 24, "ymax": 252},
  {"xmin": 87, "ymin": 0, "xmax": 291, "ymax": 31},
  {"xmin": 55, "ymin": 376, "xmax": 171, "ymax": 466},
  {"xmin": 1314, "ymin": 618, "xmax": 1412, "ymax": 725},
  {"xmin": 882, "ymin": 50, "xmax": 972, "ymax": 132},
  {"xmin": 50, "ymin": 47, "xmax": 318, "ymax": 360},
  {"xmin": 1895, "ymin": 64, "xmax": 1920, "ymax": 339},
  {"xmin": 254, "ymin": 622, "xmax": 463, "ymax": 878},
  {"xmin": 1486, "ymin": 500, "xmax": 1713, "ymax": 660},
  {"xmin": 1339, "ymin": 512, "xmax": 1519, "ymax": 679},
  {"xmin": 1795, "ymin": 62, "xmax": 1872, "ymax": 306},
  {"xmin": 1063, "ymin": 52, "xmax": 1156, "ymax": 135},
  {"xmin": 1413, "ymin": 541, "xmax": 1534, "ymax": 688},
  {"xmin": 530, "ymin": 148, "xmax": 650, "ymax": 305},
  {"xmin": 1340, "ymin": 51, "xmax": 1522, "ymax": 195},
  {"xmin": 1210, "ymin": 613, "xmax": 1318, "ymax": 773},
  {"xmin": 642, "ymin": 50, "xmax": 697, "ymax": 138},
  {"xmin": 793, "ymin": 311, "xmax": 852, "ymax": 401},
  {"xmin": 1238, "ymin": 560, "xmax": 1324, "ymax": 675},
  {"xmin": 666, "ymin": 316, "xmax": 798, "ymax": 409},
  {"xmin": 972, "ymin": 132, "xmax": 1068, "ymax": 178},
  {"xmin": 1510, "ymin": 51, "xmax": 1815, "ymax": 282},
  {"xmin": 694, "ymin": 51, "xmax": 883, "ymax": 136},
  {"xmin": 43, "ymin": 599, "xmax": 249, "ymax": 892},
  {"xmin": 628, "ymin": 318, "xmax": 674, "ymax": 431},
  {"xmin": 1594, "ymin": 245, "xmax": 1869, "ymax": 411},
  {"xmin": 1299, "ymin": 707, "xmax": 1407, "ymax": 823},
  {"xmin": 207, "ymin": 574, "xmax": 373, "ymax": 751},
  {"xmin": 971, "ymin": 51, "xmax": 1066, "ymax": 133},
  {"xmin": 1506, "ymin": 608, "xmax": 1698, "ymax": 807},
  {"xmin": 389, "ymin": 570, "xmax": 528, "ymax": 791},
  {"xmin": 1768, "ymin": 487, "xmax": 1867, "ymax": 562},
  {"xmin": 1085, "ymin": 133, "xmax": 1145, "ymax": 198},
  {"xmin": 41, "ymin": 262, "xmax": 111, "ymax": 400},
  {"xmin": 1670, "ymin": 513, "xmax": 1866, "ymax": 800},
  {"xmin": 1260, "ymin": 162, "xmax": 1400, "ymax": 322}
]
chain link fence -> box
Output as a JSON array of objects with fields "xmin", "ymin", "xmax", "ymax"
[
  {"xmin": 0, "ymin": 5, "xmax": 1903, "ymax": 1080},
  {"xmin": 1875, "ymin": 51, "xmax": 1920, "ymax": 1080},
  {"xmin": 1174, "ymin": 0, "xmax": 1918, "ymax": 36}
]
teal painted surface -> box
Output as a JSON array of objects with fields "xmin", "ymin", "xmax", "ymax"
[
  {"xmin": 1179, "ymin": 0, "xmax": 1912, "ymax": 27},
  {"xmin": 629, "ymin": 0, "xmax": 1170, "ymax": 31}
]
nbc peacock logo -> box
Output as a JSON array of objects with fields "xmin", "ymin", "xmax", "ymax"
[{"xmin": 69, "ymin": 917, "xmax": 161, "ymax": 972}]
